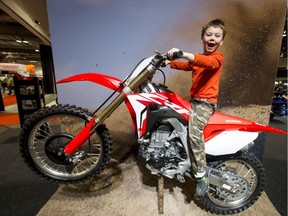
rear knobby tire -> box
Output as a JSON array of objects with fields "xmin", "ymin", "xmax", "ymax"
[
  {"xmin": 202, "ymin": 151, "xmax": 266, "ymax": 215},
  {"xmin": 19, "ymin": 104, "xmax": 113, "ymax": 184}
]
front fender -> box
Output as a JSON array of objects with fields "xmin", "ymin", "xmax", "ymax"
[{"xmin": 57, "ymin": 72, "xmax": 124, "ymax": 92}]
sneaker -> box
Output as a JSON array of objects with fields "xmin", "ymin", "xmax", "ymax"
[{"xmin": 196, "ymin": 173, "xmax": 209, "ymax": 196}]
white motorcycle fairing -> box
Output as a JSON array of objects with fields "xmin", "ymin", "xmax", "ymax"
[{"xmin": 205, "ymin": 131, "xmax": 258, "ymax": 156}]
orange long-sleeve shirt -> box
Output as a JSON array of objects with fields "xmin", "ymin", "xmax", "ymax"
[{"xmin": 170, "ymin": 51, "xmax": 224, "ymax": 103}]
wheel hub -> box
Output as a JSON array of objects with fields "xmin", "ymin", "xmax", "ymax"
[
  {"xmin": 44, "ymin": 133, "xmax": 74, "ymax": 165},
  {"xmin": 210, "ymin": 169, "xmax": 249, "ymax": 201}
]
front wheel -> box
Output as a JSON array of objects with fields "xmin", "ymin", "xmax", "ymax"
[
  {"xmin": 202, "ymin": 151, "xmax": 265, "ymax": 214},
  {"xmin": 19, "ymin": 104, "xmax": 113, "ymax": 184}
]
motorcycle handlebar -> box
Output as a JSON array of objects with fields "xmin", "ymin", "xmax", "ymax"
[
  {"xmin": 172, "ymin": 50, "xmax": 183, "ymax": 60},
  {"xmin": 159, "ymin": 50, "xmax": 183, "ymax": 67}
]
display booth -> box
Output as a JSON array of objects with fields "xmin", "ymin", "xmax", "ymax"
[
  {"xmin": 0, "ymin": 91, "xmax": 4, "ymax": 111},
  {"xmin": 0, "ymin": 63, "xmax": 37, "ymax": 113},
  {"xmin": 13, "ymin": 76, "xmax": 45, "ymax": 127}
]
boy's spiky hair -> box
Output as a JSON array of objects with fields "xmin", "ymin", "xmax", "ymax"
[{"xmin": 201, "ymin": 19, "xmax": 227, "ymax": 39}]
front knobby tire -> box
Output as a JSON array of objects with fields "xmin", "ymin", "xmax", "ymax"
[
  {"xmin": 19, "ymin": 104, "xmax": 113, "ymax": 184},
  {"xmin": 202, "ymin": 151, "xmax": 266, "ymax": 215}
]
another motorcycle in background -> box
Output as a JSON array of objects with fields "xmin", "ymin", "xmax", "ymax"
[{"xmin": 270, "ymin": 83, "xmax": 287, "ymax": 120}]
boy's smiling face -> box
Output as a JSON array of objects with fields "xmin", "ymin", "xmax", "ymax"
[{"xmin": 202, "ymin": 26, "xmax": 224, "ymax": 54}]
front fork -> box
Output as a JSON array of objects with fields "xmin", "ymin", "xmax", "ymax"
[
  {"xmin": 63, "ymin": 89, "xmax": 128, "ymax": 156},
  {"xmin": 63, "ymin": 117, "xmax": 95, "ymax": 155},
  {"xmin": 63, "ymin": 63, "xmax": 157, "ymax": 156}
]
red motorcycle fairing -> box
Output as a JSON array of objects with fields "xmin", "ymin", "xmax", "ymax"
[
  {"xmin": 208, "ymin": 112, "xmax": 287, "ymax": 135},
  {"xmin": 57, "ymin": 72, "xmax": 124, "ymax": 92},
  {"xmin": 205, "ymin": 112, "xmax": 287, "ymax": 141},
  {"xmin": 125, "ymin": 91, "xmax": 288, "ymax": 140},
  {"xmin": 125, "ymin": 92, "xmax": 191, "ymax": 137}
]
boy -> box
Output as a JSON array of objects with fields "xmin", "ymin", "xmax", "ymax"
[{"xmin": 166, "ymin": 19, "xmax": 226, "ymax": 196}]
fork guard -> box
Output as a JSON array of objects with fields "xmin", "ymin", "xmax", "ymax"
[{"xmin": 64, "ymin": 118, "xmax": 95, "ymax": 155}]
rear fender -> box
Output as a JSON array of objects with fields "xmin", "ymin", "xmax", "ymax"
[
  {"xmin": 240, "ymin": 122, "xmax": 288, "ymax": 135},
  {"xmin": 206, "ymin": 112, "xmax": 287, "ymax": 137},
  {"xmin": 57, "ymin": 72, "xmax": 124, "ymax": 92}
]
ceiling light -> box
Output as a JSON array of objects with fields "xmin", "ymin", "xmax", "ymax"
[
  {"xmin": 35, "ymin": 49, "xmax": 39, "ymax": 52},
  {"xmin": 16, "ymin": 39, "xmax": 29, "ymax": 43}
]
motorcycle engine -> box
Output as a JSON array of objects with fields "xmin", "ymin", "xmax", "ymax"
[{"xmin": 138, "ymin": 123, "xmax": 186, "ymax": 176}]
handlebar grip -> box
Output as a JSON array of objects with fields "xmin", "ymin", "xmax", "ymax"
[{"xmin": 172, "ymin": 51, "xmax": 183, "ymax": 60}]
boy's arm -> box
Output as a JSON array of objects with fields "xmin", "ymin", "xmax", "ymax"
[
  {"xmin": 183, "ymin": 51, "xmax": 224, "ymax": 69},
  {"xmin": 167, "ymin": 48, "xmax": 223, "ymax": 70},
  {"xmin": 170, "ymin": 61, "xmax": 193, "ymax": 71}
]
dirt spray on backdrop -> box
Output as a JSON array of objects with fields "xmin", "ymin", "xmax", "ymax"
[{"xmin": 164, "ymin": 0, "xmax": 286, "ymax": 107}]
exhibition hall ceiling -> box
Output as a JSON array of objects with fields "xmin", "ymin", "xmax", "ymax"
[
  {"xmin": 0, "ymin": 5, "xmax": 286, "ymax": 72},
  {"xmin": 0, "ymin": 8, "xmax": 41, "ymax": 64}
]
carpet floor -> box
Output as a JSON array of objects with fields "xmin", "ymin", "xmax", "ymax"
[
  {"xmin": 0, "ymin": 113, "xmax": 20, "ymax": 125},
  {"xmin": 0, "ymin": 94, "xmax": 20, "ymax": 125},
  {"xmin": 2, "ymin": 94, "xmax": 16, "ymax": 107}
]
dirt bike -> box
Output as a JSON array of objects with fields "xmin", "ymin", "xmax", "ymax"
[{"xmin": 19, "ymin": 51, "xmax": 287, "ymax": 214}]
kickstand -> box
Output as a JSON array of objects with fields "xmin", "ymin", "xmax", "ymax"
[{"xmin": 157, "ymin": 176, "xmax": 164, "ymax": 214}]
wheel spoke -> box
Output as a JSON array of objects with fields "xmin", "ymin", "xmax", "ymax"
[
  {"xmin": 243, "ymin": 168, "xmax": 252, "ymax": 178},
  {"xmin": 237, "ymin": 163, "xmax": 245, "ymax": 175}
]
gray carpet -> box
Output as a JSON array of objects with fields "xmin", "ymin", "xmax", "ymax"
[{"xmin": 0, "ymin": 126, "xmax": 58, "ymax": 216}]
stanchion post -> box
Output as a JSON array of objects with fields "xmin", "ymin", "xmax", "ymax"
[{"xmin": 158, "ymin": 176, "xmax": 164, "ymax": 214}]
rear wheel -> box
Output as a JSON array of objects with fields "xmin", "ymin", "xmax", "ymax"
[
  {"xmin": 202, "ymin": 151, "xmax": 265, "ymax": 214},
  {"xmin": 19, "ymin": 104, "xmax": 113, "ymax": 184}
]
